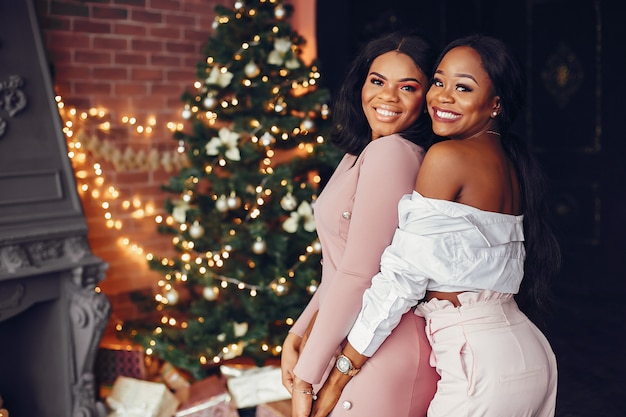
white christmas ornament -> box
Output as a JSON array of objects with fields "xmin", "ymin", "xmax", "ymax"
[
  {"xmin": 203, "ymin": 95, "xmax": 217, "ymax": 109},
  {"xmin": 244, "ymin": 61, "xmax": 260, "ymax": 78},
  {"xmin": 274, "ymin": 5, "xmax": 286, "ymax": 19},
  {"xmin": 165, "ymin": 289, "xmax": 179, "ymax": 305},
  {"xmin": 280, "ymin": 193, "xmax": 298, "ymax": 211},
  {"xmin": 252, "ymin": 238, "xmax": 267, "ymax": 254},
  {"xmin": 301, "ymin": 118, "xmax": 314, "ymax": 131},
  {"xmin": 189, "ymin": 221, "xmax": 204, "ymax": 238},
  {"xmin": 215, "ymin": 195, "xmax": 229, "ymax": 212},
  {"xmin": 227, "ymin": 193, "xmax": 241, "ymax": 209},
  {"xmin": 259, "ymin": 132, "xmax": 275, "ymax": 146},
  {"xmin": 202, "ymin": 285, "xmax": 220, "ymax": 301}
]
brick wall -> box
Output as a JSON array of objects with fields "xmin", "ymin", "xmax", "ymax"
[
  {"xmin": 33, "ymin": 0, "xmax": 316, "ymax": 323},
  {"xmin": 33, "ymin": 0, "xmax": 240, "ymax": 321}
]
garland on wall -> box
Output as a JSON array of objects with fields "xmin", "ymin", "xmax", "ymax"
[{"xmin": 58, "ymin": 98, "xmax": 184, "ymax": 257}]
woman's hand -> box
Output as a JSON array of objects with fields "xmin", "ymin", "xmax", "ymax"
[
  {"xmin": 281, "ymin": 312, "xmax": 318, "ymax": 392},
  {"xmin": 310, "ymin": 367, "xmax": 351, "ymax": 417},
  {"xmin": 281, "ymin": 331, "xmax": 303, "ymax": 393},
  {"xmin": 291, "ymin": 376, "xmax": 315, "ymax": 417}
]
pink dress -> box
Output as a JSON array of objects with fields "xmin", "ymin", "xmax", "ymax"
[{"xmin": 290, "ymin": 134, "xmax": 439, "ymax": 416}]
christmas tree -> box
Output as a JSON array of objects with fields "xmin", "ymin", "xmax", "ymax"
[{"xmin": 120, "ymin": 0, "xmax": 341, "ymax": 380}]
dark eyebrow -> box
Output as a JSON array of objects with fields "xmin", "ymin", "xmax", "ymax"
[
  {"xmin": 435, "ymin": 69, "xmax": 479, "ymax": 85},
  {"xmin": 370, "ymin": 71, "xmax": 422, "ymax": 85}
]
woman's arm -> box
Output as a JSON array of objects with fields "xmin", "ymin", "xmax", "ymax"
[{"xmin": 293, "ymin": 137, "xmax": 423, "ymax": 384}]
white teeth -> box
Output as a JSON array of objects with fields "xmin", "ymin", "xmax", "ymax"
[
  {"xmin": 376, "ymin": 108, "xmax": 399, "ymax": 117},
  {"xmin": 436, "ymin": 110, "xmax": 460, "ymax": 120}
]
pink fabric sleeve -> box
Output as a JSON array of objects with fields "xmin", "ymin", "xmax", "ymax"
[
  {"xmin": 289, "ymin": 288, "xmax": 319, "ymax": 337},
  {"xmin": 293, "ymin": 136, "xmax": 422, "ymax": 384}
]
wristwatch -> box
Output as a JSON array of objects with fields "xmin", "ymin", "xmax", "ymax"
[{"xmin": 335, "ymin": 354, "xmax": 360, "ymax": 377}]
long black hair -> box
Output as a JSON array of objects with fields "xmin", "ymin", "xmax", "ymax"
[
  {"xmin": 436, "ymin": 34, "xmax": 561, "ymax": 314},
  {"xmin": 330, "ymin": 31, "xmax": 436, "ymax": 156}
]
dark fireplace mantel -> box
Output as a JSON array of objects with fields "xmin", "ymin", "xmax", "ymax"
[{"xmin": 0, "ymin": 1, "xmax": 110, "ymax": 416}]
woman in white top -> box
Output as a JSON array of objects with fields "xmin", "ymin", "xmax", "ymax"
[{"xmin": 310, "ymin": 35, "xmax": 561, "ymax": 417}]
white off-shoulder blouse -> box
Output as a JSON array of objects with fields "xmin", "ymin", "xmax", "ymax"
[{"xmin": 348, "ymin": 191, "xmax": 526, "ymax": 356}]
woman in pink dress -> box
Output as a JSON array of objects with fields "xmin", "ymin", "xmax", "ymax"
[
  {"xmin": 314, "ymin": 35, "xmax": 561, "ymax": 417},
  {"xmin": 280, "ymin": 31, "xmax": 440, "ymax": 417}
]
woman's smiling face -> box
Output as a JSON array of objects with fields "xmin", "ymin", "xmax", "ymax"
[
  {"xmin": 427, "ymin": 46, "xmax": 500, "ymax": 140},
  {"xmin": 361, "ymin": 51, "xmax": 428, "ymax": 140}
]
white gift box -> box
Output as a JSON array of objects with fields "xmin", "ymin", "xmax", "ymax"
[
  {"xmin": 106, "ymin": 376, "xmax": 180, "ymax": 417},
  {"xmin": 221, "ymin": 366, "xmax": 291, "ymax": 409},
  {"xmin": 175, "ymin": 375, "xmax": 239, "ymax": 417}
]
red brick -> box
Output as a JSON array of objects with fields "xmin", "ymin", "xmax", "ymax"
[
  {"xmin": 93, "ymin": 36, "xmax": 128, "ymax": 50},
  {"xmin": 50, "ymin": 1, "xmax": 89, "ymax": 17},
  {"xmin": 181, "ymin": 2, "xmax": 214, "ymax": 15},
  {"xmin": 164, "ymin": 13, "xmax": 195, "ymax": 26},
  {"xmin": 39, "ymin": 15, "xmax": 72, "ymax": 31},
  {"xmin": 131, "ymin": 39, "xmax": 163, "ymax": 53},
  {"xmin": 114, "ymin": 0, "xmax": 146, "ymax": 6},
  {"xmin": 75, "ymin": 50, "xmax": 112, "ymax": 64},
  {"xmin": 130, "ymin": 68, "xmax": 164, "ymax": 81},
  {"xmin": 93, "ymin": 6, "xmax": 128, "ymax": 20},
  {"xmin": 47, "ymin": 32, "xmax": 91, "ymax": 48},
  {"xmin": 75, "ymin": 81, "xmax": 112, "ymax": 95},
  {"xmin": 165, "ymin": 41, "xmax": 195, "ymax": 54},
  {"xmin": 131, "ymin": 95, "xmax": 168, "ymax": 109},
  {"xmin": 150, "ymin": 54, "xmax": 181, "ymax": 67},
  {"xmin": 150, "ymin": 0, "xmax": 181, "ymax": 11},
  {"xmin": 167, "ymin": 69, "xmax": 195, "ymax": 82},
  {"xmin": 151, "ymin": 83, "xmax": 184, "ymax": 96},
  {"xmin": 184, "ymin": 28, "xmax": 210, "ymax": 43},
  {"xmin": 149, "ymin": 26, "xmax": 181, "ymax": 39},
  {"xmin": 114, "ymin": 22, "xmax": 147, "ymax": 36},
  {"xmin": 61, "ymin": 96, "xmax": 92, "ymax": 109},
  {"xmin": 115, "ymin": 53, "xmax": 148, "ymax": 66},
  {"xmin": 74, "ymin": 19, "xmax": 112, "ymax": 33},
  {"xmin": 130, "ymin": 9, "xmax": 162, "ymax": 24},
  {"xmin": 55, "ymin": 64, "xmax": 91, "ymax": 80},
  {"xmin": 93, "ymin": 67, "xmax": 129, "ymax": 80}
]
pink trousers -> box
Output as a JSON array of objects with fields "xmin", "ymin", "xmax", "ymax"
[{"xmin": 415, "ymin": 291, "xmax": 557, "ymax": 417}]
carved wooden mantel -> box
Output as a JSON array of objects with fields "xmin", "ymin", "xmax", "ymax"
[{"xmin": 0, "ymin": 1, "xmax": 110, "ymax": 416}]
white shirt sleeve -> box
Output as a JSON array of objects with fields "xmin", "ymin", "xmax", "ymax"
[{"xmin": 347, "ymin": 229, "xmax": 430, "ymax": 357}]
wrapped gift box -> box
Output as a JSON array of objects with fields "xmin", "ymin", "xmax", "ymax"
[
  {"xmin": 175, "ymin": 375, "xmax": 239, "ymax": 417},
  {"xmin": 221, "ymin": 366, "xmax": 291, "ymax": 409},
  {"xmin": 160, "ymin": 362, "xmax": 192, "ymax": 403},
  {"xmin": 255, "ymin": 399, "xmax": 291, "ymax": 417},
  {"xmin": 95, "ymin": 342, "xmax": 148, "ymax": 386},
  {"xmin": 106, "ymin": 376, "xmax": 180, "ymax": 417}
]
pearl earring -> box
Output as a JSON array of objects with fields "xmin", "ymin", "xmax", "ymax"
[{"xmin": 492, "ymin": 111, "xmax": 498, "ymax": 118}]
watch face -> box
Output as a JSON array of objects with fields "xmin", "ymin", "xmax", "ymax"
[{"xmin": 337, "ymin": 356, "xmax": 351, "ymax": 373}]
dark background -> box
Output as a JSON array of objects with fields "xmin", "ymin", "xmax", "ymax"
[{"xmin": 316, "ymin": 1, "xmax": 626, "ymax": 416}]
